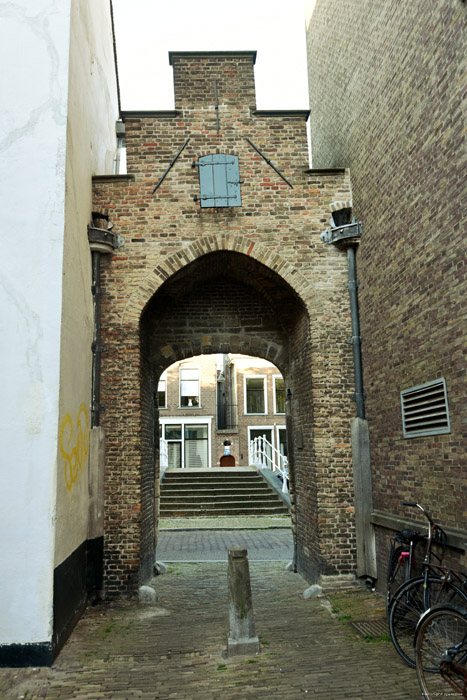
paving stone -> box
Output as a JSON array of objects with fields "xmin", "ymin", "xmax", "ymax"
[
  {"xmin": 1, "ymin": 560, "xmax": 423, "ymax": 699},
  {"xmin": 156, "ymin": 528, "xmax": 294, "ymax": 562}
]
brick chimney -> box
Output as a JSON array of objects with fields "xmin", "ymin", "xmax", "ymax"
[{"xmin": 169, "ymin": 51, "xmax": 257, "ymax": 110}]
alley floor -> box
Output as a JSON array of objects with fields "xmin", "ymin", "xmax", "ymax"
[
  {"xmin": 0, "ymin": 521, "xmax": 426, "ymax": 700},
  {"xmin": 156, "ymin": 525, "xmax": 293, "ymax": 562}
]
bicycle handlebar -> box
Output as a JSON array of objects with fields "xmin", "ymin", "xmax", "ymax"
[{"xmin": 402, "ymin": 502, "xmax": 435, "ymax": 526}]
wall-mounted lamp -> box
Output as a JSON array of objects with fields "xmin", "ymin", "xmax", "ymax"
[
  {"xmin": 320, "ymin": 201, "xmax": 363, "ymax": 246},
  {"xmin": 331, "ymin": 207, "xmax": 352, "ymax": 228}
]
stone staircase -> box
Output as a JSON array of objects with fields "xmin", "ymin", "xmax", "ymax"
[{"xmin": 159, "ymin": 468, "xmax": 290, "ymax": 517}]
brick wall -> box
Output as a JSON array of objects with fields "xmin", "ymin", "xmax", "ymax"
[
  {"xmin": 306, "ymin": 1, "xmax": 467, "ymax": 583},
  {"xmin": 93, "ymin": 52, "xmax": 357, "ymax": 593}
]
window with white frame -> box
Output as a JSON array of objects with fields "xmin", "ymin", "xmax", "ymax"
[
  {"xmin": 244, "ymin": 376, "xmax": 267, "ymax": 414},
  {"xmin": 180, "ymin": 366, "xmax": 200, "ymax": 407},
  {"xmin": 157, "ymin": 371, "xmax": 167, "ymax": 409},
  {"xmin": 274, "ymin": 376, "xmax": 285, "ymax": 414},
  {"xmin": 160, "ymin": 419, "xmax": 212, "ymax": 469}
]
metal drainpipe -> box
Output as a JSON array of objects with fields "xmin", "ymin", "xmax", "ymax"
[
  {"xmin": 91, "ymin": 250, "xmax": 102, "ymax": 428},
  {"xmin": 346, "ymin": 246, "xmax": 365, "ymax": 419},
  {"xmin": 88, "ymin": 219, "xmax": 123, "ymax": 428}
]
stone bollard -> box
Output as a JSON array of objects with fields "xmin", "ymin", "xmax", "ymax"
[{"xmin": 226, "ymin": 546, "xmax": 260, "ymax": 656}]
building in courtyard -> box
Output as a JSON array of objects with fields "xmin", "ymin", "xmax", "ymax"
[{"xmin": 157, "ymin": 354, "xmax": 287, "ymax": 470}]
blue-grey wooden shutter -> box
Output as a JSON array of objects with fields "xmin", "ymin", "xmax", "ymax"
[{"xmin": 198, "ymin": 154, "xmax": 241, "ymax": 207}]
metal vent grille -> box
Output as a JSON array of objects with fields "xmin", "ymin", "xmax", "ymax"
[{"xmin": 401, "ymin": 379, "xmax": 450, "ymax": 438}]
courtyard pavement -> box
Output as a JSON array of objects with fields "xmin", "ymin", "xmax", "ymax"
[
  {"xmin": 0, "ymin": 518, "xmax": 425, "ymax": 700},
  {"xmin": 156, "ymin": 525, "xmax": 294, "ymax": 562}
]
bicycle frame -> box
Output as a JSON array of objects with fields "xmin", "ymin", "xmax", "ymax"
[
  {"xmin": 415, "ymin": 605, "xmax": 467, "ymax": 698},
  {"xmin": 401, "ymin": 502, "xmax": 447, "ymax": 609},
  {"xmin": 441, "ymin": 636, "xmax": 467, "ymax": 693}
]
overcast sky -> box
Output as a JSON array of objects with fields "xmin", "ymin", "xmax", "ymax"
[{"xmin": 112, "ymin": 0, "xmax": 310, "ymax": 111}]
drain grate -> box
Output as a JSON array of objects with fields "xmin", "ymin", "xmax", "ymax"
[{"xmin": 350, "ymin": 619, "xmax": 389, "ymax": 638}]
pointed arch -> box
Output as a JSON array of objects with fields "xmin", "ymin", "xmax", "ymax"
[{"xmin": 121, "ymin": 234, "xmax": 312, "ymax": 325}]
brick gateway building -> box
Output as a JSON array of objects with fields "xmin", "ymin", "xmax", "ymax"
[
  {"xmin": 2, "ymin": 3, "xmax": 464, "ymax": 665},
  {"xmin": 92, "ymin": 51, "xmax": 364, "ymax": 593}
]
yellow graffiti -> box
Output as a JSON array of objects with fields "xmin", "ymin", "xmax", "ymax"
[{"xmin": 59, "ymin": 403, "xmax": 89, "ymax": 491}]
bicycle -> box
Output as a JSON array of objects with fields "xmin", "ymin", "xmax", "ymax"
[
  {"xmin": 415, "ymin": 604, "xmax": 467, "ymax": 699},
  {"xmin": 386, "ymin": 521, "xmax": 426, "ymax": 613},
  {"xmin": 388, "ymin": 503, "xmax": 467, "ymax": 667},
  {"xmin": 387, "ymin": 502, "xmax": 446, "ymax": 615}
]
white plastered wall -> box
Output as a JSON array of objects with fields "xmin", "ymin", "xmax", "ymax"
[
  {"xmin": 0, "ymin": 0, "xmax": 119, "ymax": 647},
  {"xmin": 54, "ymin": 0, "xmax": 119, "ymax": 568},
  {"xmin": 0, "ymin": 0, "xmax": 73, "ymax": 645}
]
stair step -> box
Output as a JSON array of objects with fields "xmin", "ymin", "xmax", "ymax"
[
  {"xmin": 164, "ymin": 486, "xmax": 271, "ymax": 496},
  {"xmin": 161, "ymin": 498, "xmax": 282, "ymax": 508},
  {"xmin": 160, "ymin": 498, "xmax": 288, "ymax": 508},
  {"xmin": 161, "ymin": 478, "xmax": 266, "ymax": 485},
  {"xmin": 159, "ymin": 469, "xmax": 289, "ymax": 517},
  {"xmin": 161, "ymin": 506, "xmax": 289, "ymax": 516},
  {"xmin": 163, "ymin": 474, "xmax": 263, "ymax": 484}
]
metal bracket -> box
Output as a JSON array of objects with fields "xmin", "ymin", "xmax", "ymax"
[
  {"xmin": 194, "ymin": 160, "xmax": 239, "ymax": 167},
  {"xmin": 88, "ymin": 227, "xmax": 124, "ymax": 253},
  {"xmin": 245, "ymin": 137, "xmax": 294, "ymax": 189},
  {"xmin": 214, "ymin": 79, "xmax": 220, "ymax": 136},
  {"xmin": 91, "ymin": 343, "xmax": 107, "ymax": 353},
  {"xmin": 91, "ymin": 285, "xmax": 106, "ymax": 296},
  {"xmin": 320, "ymin": 221, "xmax": 363, "ymax": 245},
  {"xmin": 194, "ymin": 194, "xmax": 239, "ymax": 202},
  {"xmin": 152, "ymin": 138, "xmax": 190, "ymax": 194},
  {"xmin": 347, "ymin": 336, "xmax": 362, "ymax": 345}
]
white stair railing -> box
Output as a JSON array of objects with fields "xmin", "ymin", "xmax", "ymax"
[{"xmin": 248, "ymin": 434, "xmax": 289, "ymax": 493}]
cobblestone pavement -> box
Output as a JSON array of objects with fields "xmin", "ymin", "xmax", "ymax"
[
  {"xmin": 0, "ymin": 559, "xmax": 425, "ymax": 700},
  {"xmin": 156, "ymin": 528, "xmax": 294, "ymax": 562}
]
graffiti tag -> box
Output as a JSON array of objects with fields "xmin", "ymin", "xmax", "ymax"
[{"xmin": 59, "ymin": 403, "xmax": 89, "ymax": 491}]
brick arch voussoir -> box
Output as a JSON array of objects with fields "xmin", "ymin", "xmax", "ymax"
[
  {"xmin": 151, "ymin": 336, "xmax": 288, "ymax": 379},
  {"xmin": 121, "ymin": 234, "xmax": 311, "ymax": 325}
]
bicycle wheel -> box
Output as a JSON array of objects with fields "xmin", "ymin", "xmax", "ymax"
[
  {"xmin": 415, "ymin": 605, "xmax": 467, "ymax": 699},
  {"xmin": 389, "ymin": 575, "xmax": 467, "ymax": 668}
]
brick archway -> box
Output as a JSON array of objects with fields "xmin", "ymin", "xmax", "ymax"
[
  {"xmin": 121, "ymin": 234, "xmax": 311, "ymax": 327},
  {"xmin": 100, "ymin": 247, "xmax": 356, "ymax": 595},
  {"xmin": 140, "ymin": 249, "xmax": 310, "ymax": 578}
]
